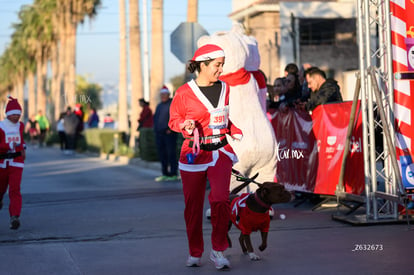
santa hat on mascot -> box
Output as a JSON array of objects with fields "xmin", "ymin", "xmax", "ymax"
[{"xmin": 5, "ymin": 96, "xmax": 22, "ymax": 116}]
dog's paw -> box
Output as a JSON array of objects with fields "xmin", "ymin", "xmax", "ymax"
[
  {"xmin": 248, "ymin": 252, "xmax": 261, "ymax": 261},
  {"xmin": 259, "ymin": 244, "xmax": 267, "ymax": 251}
]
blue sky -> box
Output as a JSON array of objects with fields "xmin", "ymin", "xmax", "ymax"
[{"xmin": 0, "ymin": 0, "xmax": 233, "ymax": 85}]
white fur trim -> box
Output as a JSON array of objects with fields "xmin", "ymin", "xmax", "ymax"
[
  {"xmin": 6, "ymin": 110, "xmax": 21, "ymax": 116},
  {"xmin": 178, "ymin": 151, "xmax": 219, "ymax": 171},
  {"xmin": 194, "ymin": 50, "xmax": 225, "ymax": 61},
  {"xmin": 232, "ymin": 134, "xmax": 243, "ymax": 141}
]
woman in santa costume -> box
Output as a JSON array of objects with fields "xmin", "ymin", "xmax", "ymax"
[
  {"xmin": 0, "ymin": 96, "xmax": 26, "ymax": 230},
  {"xmin": 169, "ymin": 44, "xmax": 242, "ymax": 270}
]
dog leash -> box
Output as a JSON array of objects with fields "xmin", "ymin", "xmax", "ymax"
[{"xmin": 192, "ymin": 128, "xmax": 200, "ymax": 156}]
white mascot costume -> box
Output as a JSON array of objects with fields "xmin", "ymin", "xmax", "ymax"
[{"xmin": 197, "ymin": 24, "xmax": 278, "ymax": 192}]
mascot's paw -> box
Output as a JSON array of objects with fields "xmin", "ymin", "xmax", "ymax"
[{"xmin": 248, "ymin": 252, "xmax": 261, "ymax": 261}]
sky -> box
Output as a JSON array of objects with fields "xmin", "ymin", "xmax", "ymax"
[{"xmin": 0, "ymin": 0, "xmax": 233, "ymax": 86}]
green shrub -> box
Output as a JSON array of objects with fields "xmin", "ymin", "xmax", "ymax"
[
  {"xmin": 98, "ymin": 130, "xmax": 127, "ymax": 154},
  {"xmin": 138, "ymin": 128, "xmax": 158, "ymax": 161}
]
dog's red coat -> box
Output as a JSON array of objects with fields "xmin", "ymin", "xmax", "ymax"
[{"xmin": 230, "ymin": 193, "xmax": 270, "ymax": 235}]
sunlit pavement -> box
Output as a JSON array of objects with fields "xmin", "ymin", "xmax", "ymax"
[{"xmin": 0, "ymin": 146, "xmax": 412, "ymax": 275}]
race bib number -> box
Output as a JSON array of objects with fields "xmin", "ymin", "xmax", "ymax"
[
  {"xmin": 6, "ymin": 131, "xmax": 21, "ymax": 144},
  {"xmin": 209, "ymin": 107, "xmax": 229, "ymax": 129}
]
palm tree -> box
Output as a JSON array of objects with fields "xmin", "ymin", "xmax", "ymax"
[
  {"xmin": 150, "ymin": 0, "xmax": 164, "ymax": 110},
  {"xmin": 16, "ymin": 4, "xmax": 50, "ymax": 115},
  {"xmin": 62, "ymin": 0, "xmax": 101, "ymax": 108},
  {"xmin": 128, "ymin": 0, "xmax": 143, "ymax": 146},
  {"xmin": 118, "ymin": 0, "xmax": 128, "ymax": 133}
]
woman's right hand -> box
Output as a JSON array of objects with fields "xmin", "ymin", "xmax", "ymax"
[{"xmin": 180, "ymin": 119, "xmax": 195, "ymax": 134}]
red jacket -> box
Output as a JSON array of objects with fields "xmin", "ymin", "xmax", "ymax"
[
  {"xmin": 138, "ymin": 105, "xmax": 154, "ymax": 128},
  {"xmin": 230, "ymin": 193, "xmax": 270, "ymax": 235},
  {"xmin": 169, "ymin": 80, "xmax": 242, "ymax": 171},
  {"xmin": 0, "ymin": 119, "xmax": 25, "ymax": 168}
]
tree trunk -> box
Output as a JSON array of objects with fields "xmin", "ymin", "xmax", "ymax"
[
  {"xmin": 27, "ymin": 71, "xmax": 36, "ymax": 117},
  {"xmin": 36, "ymin": 45, "xmax": 47, "ymax": 115},
  {"xmin": 16, "ymin": 76, "xmax": 25, "ymax": 120},
  {"xmin": 51, "ymin": 42, "xmax": 61, "ymax": 122},
  {"xmin": 65, "ymin": 22, "xmax": 77, "ymax": 107},
  {"xmin": 150, "ymin": 0, "xmax": 164, "ymax": 110},
  {"xmin": 128, "ymin": 0, "xmax": 143, "ymax": 147},
  {"xmin": 117, "ymin": 0, "xmax": 129, "ymax": 134},
  {"xmin": 59, "ymin": 32, "xmax": 67, "ymax": 108}
]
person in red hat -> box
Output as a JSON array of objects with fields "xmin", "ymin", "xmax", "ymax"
[
  {"xmin": 0, "ymin": 96, "xmax": 26, "ymax": 230},
  {"xmin": 169, "ymin": 44, "xmax": 243, "ymax": 270}
]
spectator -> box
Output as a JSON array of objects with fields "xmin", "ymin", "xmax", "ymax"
[
  {"xmin": 0, "ymin": 96, "xmax": 26, "ymax": 230},
  {"xmin": 35, "ymin": 110, "xmax": 49, "ymax": 147},
  {"xmin": 137, "ymin": 98, "xmax": 153, "ymax": 130},
  {"xmin": 74, "ymin": 104, "xmax": 84, "ymax": 133},
  {"xmin": 103, "ymin": 113, "xmax": 114, "ymax": 128},
  {"xmin": 153, "ymin": 86, "xmax": 178, "ymax": 182},
  {"xmin": 57, "ymin": 113, "xmax": 66, "ymax": 152},
  {"xmin": 299, "ymin": 63, "xmax": 312, "ymax": 101},
  {"xmin": 284, "ymin": 63, "xmax": 299, "ymax": 76},
  {"xmin": 24, "ymin": 114, "xmax": 40, "ymax": 147},
  {"xmin": 268, "ymin": 77, "xmax": 287, "ymax": 111},
  {"xmin": 304, "ymin": 67, "xmax": 343, "ymax": 112},
  {"xmin": 63, "ymin": 107, "xmax": 79, "ymax": 155},
  {"xmin": 87, "ymin": 108, "xmax": 99, "ymax": 128},
  {"xmin": 284, "ymin": 72, "xmax": 302, "ymax": 105}
]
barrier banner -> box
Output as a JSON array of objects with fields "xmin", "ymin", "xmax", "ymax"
[
  {"xmin": 270, "ymin": 101, "xmax": 364, "ymax": 196},
  {"xmin": 311, "ymin": 101, "xmax": 364, "ymax": 195},
  {"xmin": 390, "ymin": 0, "xmax": 414, "ymax": 195},
  {"xmin": 270, "ymin": 108, "xmax": 318, "ymax": 193}
]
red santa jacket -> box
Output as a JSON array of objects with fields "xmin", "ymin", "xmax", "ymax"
[
  {"xmin": 230, "ymin": 193, "xmax": 270, "ymax": 235},
  {"xmin": 0, "ymin": 119, "xmax": 25, "ymax": 168},
  {"xmin": 169, "ymin": 80, "xmax": 242, "ymax": 172}
]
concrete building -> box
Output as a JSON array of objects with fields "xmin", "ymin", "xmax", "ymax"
[{"xmin": 230, "ymin": 0, "xmax": 359, "ymax": 100}]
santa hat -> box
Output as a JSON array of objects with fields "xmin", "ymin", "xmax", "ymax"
[
  {"xmin": 160, "ymin": 85, "xmax": 170, "ymax": 94},
  {"xmin": 191, "ymin": 44, "xmax": 225, "ymax": 62},
  {"xmin": 5, "ymin": 96, "xmax": 22, "ymax": 116}
]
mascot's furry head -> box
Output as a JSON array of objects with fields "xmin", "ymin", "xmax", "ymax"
[
  {"xmin": 231, "ymin": 23, "xmax": 261, "ymax": 72},
  {"xmin": 197, "ymin": 24, "xmax": 278, "ymax": 191},
  {"xmin": 197, "ymin": 27, "xmax": 247, "ymax": 75}
]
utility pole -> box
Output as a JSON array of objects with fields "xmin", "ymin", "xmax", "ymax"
[
  {"xmin": 185, "ymin": 0, "xmax": 198, "ymax": 82},
  {"xmin": 187, "ymin": 0, "xmax": 198, "ymax": 23},
  {"xmin": 142, "ymin": 0, "xmax": 150, "ymax": 100}
]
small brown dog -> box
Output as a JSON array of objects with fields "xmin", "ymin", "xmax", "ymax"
[{"xmin": 228, "ymin": 171, "xmax": 293, "ymax": 260}]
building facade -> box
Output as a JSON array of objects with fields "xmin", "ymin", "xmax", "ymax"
[{"xmin": 230, "ymin": 0, "xmax": 358, "ymax": 100}]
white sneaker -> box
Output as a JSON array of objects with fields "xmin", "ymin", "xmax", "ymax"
[
  {"xmin": 210, "ymin": 250, "xmax": 230, "ymax": 270},
  {"xmin": 186, "ymin": 256, "xmax": 201, "ymax": 267}
]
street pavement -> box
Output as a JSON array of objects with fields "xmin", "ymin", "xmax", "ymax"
[{"xmin": 0, "ymin": 146, "xmax": 412, "ymax": 275}]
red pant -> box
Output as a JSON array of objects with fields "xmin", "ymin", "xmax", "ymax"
[
  {"xmin": 180, "ymin": 151, "xmax": 232, "ymax": 257},
  {"xmin": 0, "ymin": 165, "xmax": 23, "ymax": 217}
]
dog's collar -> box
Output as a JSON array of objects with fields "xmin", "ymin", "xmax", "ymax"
[{"xmin": 254, "ymin": 192, "xmax": 271, "ymax": 209}]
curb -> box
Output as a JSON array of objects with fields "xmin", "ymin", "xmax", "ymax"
[{"xmin": 99, "ymin": 153, "xmax": 161, "ymax": 171}]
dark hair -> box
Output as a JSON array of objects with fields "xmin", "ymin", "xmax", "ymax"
[
  {"xmin": 305, "ymin": 67, "xmax": 326, "ymax": 79},
  {"xmin": 139, "ymin": 98, "xmax": 149, "ymax": 105},
  {"xmin": 273, "ymin": 77, "xmax": 286, "ymax": 86},
  {"xmin": 284, "ymin": 63, "xmax": 299, "ymax": 75},
  {"xmin": 187, "ymin": 59, "xmax": 214, "ymax": 73}
]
